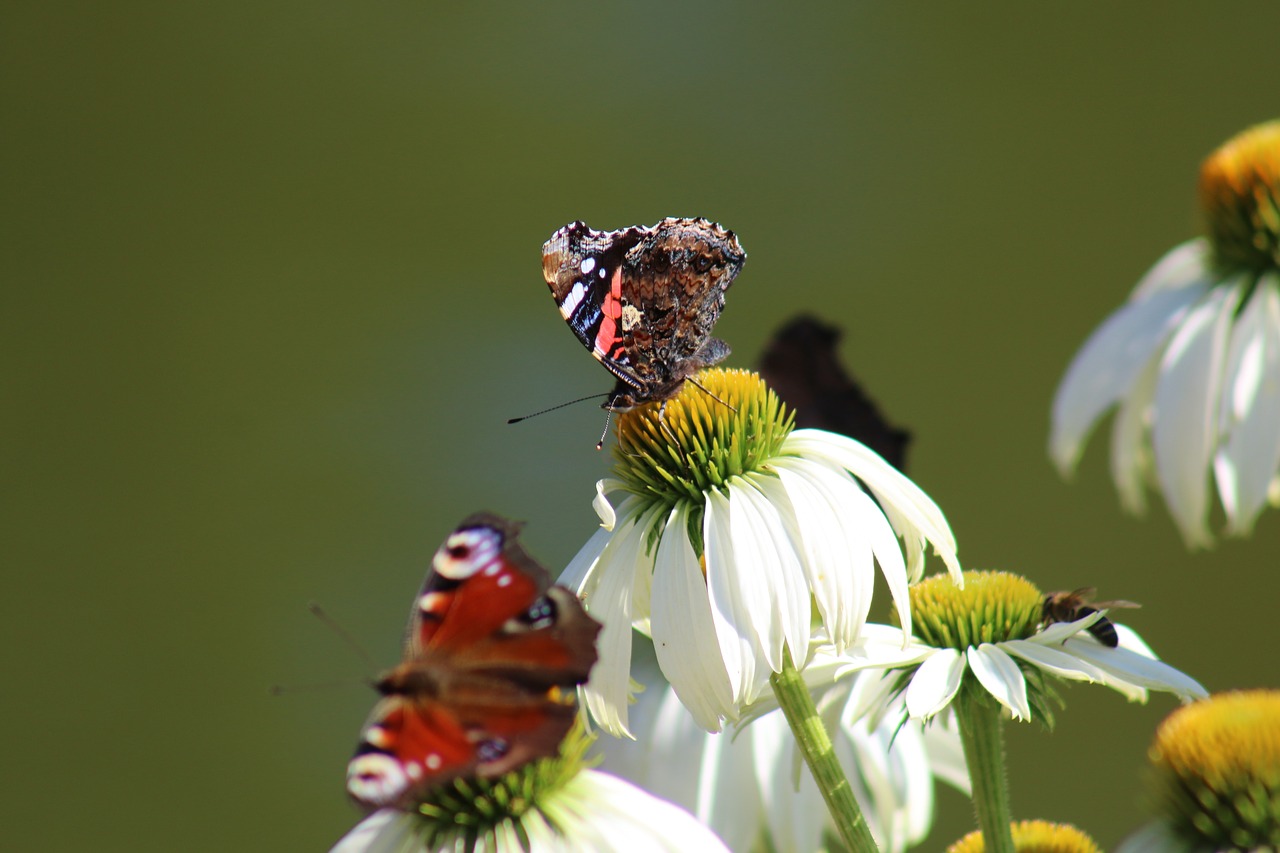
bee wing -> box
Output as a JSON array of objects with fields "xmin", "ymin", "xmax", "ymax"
[{"xmin": 1091, "ymin": 599, "xmax": 1141, "ymax": 610}]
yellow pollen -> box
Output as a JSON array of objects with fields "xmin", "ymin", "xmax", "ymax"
[{"xmin": 908, "ymin": 570, "xmax": 1043, "ymax": 649}]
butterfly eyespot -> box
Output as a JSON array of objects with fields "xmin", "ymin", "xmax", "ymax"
[
  {"xmin": 504, "ymin": 595, "xmax": 557, "ymax": 633},
  {"xmin": 347, "ymin": 754, "xmax": 409, "ymax": 806},
  {"xmin": 434, "ymin": 527, "xmax": 502, "ymax": 579},
  {"xmin": 476, "ymin": 737, "xmax": 510, "ymax": 764}
]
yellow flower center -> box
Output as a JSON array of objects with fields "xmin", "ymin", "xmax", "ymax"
[
  {"xmin": 612, "ymin": 368, "xmax": 795, "ymax": 505},
  {"xmin": 908, "ymin": 571, "xmax": 1043, "ymax": 650},
  {"xmin": 1149, "ymin": 689, "xmax": 1280, "ymax": 849},
  {"xmin": 1199, "ymin": 120, "xmax": 1280, "ymax": 273},
  {"xmin": 946, "ymin": 820, "xmax": 1101, "ymax": 853}
]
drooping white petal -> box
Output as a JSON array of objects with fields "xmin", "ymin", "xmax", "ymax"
[
  {"xmin": 1050, "ymin": 278, "xmax": 1208, "ymax": 476},
  {"xmin": 1128, "ymin": 239, "xmax": 1211, "ymax": 300},
  {"xmin": 652, "ymin": 501, "xmax": 736, "ymax": 732},
  {"xmin": 559, "ymin": 524, "xmax": 611, "ymax": 593},
  {"xmin": 771, "ymin": 459, "xmax": 867, "ymax": 651},
  {"xmin": 921, "ymin": 712, "xmax": 970, "ymax": 794},
  {"xmin": 1003, "ymin": 638, "xmax": 1108, "ymax": 684},
  {"xmin": 773, "ymin": 456, "xmax": 903, "ymax": 648},
  {"xmin": 1109, "ymin": 350, "xmax": 1161, "ymax": 514},
  {"xmin": 751, "ymin": 713, "xmax": 828, "ymax": 853},
  {"xmin": 1215, "ymin": 275, "xmax": 1280, "ymax": 534},
  {"xmin": 905, "ymin": 649, "xmax": 965, "ymax": 720},
  {"xmin": 550, "ymin": 770, "xmax": 732, "ymax": 853},
  {"xmin": 591, "ymin": 479, "xmax": 627, "ymax": 530},
  {"xmin": 967, "ymin": 644, "xmax": 1031, "ymax": 720},
  {"xmin": 1062, "ymin": 638, "xmax": 1207, "ymax": 703},
  {"xmin": 329, "ymin": 809, "xmax": 420, "ymax": 853},
  {"xmin": 730, "ymin": 474, "xmax": 813, "ymax": 681},
  {"xmin": 576, "ymin": 500, "xmax": 657, "ymax": 738},
  {"xmin": 1153, "ymin": 284, "xmax": 1240, "ymax": 547},
  {"xmin": 783, "ymin": 431, "xmax": 961, "ymax": 583},
  {"xmin": 702, "ymin": 488, "xmax": 755, "ymax": 706}
]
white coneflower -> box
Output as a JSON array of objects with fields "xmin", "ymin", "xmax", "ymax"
[
  {"xmin": 1050, "ymin": 120, "xmax": 1280, "ymax": 546},
  {"xmin": 331, "ymin": 727, "xmax": 729, "ymax": 853},
  {"xmin": 830, "ymin": 571, "xmax": 1206, "ymax": 724},
  {"xmin": 560, "ymin": 368, "xmax": 961, "ymax": 736}
]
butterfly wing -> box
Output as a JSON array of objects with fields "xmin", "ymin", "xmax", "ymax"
[
  {"xmin": 758, "ymin": 315, "xmax": 911, "ymax": 471},
  {"xmin": 346, "ymin": 514, "xmax": 601, "ymax": 809},
  {"xmin": 542, "ymin": 218, "xmax": 745, "ymax": 405},
  {"xmin": 542, "ymin": 221, "xmax": 648, "ymax": 385}
]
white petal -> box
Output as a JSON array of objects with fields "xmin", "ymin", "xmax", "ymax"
[
  {"xmin": 1050, "ymin": 272, "xmax": 1208, "ymax": 476},
  {"xmin": 751, "ymin": 714, "xmax": 828, "ymax": 853},
  {"xmin": 1062, "ymin": 638, "xmax": 1207, "ymax": 703},
  {"xmin": 591, "ymin": 479, "xmax": 625, "ymax": 530},
  {"xmin": 558, "ymin": 525, "xmax": 611, "ymax": 594},
  {"xmin": 554, "ymin": 770, "xmax": 733, "ymax": 852},
  {"xmin": 966, "ymin": 644, "xmax": 1031, "ymax": 721},
  {"xmin": 1215, "ymin": 275, "xmax": 1280, "ymax": 534},
  {"xmin": 730, "ymin": 474, "xmax": 813, "ymax": 681},
  {"xmin": 784, "ymin": 430, "xmax": 960, "ymax": 582},
  {"xmin": 578, "ymin": 503, "xmax": 656, "ymax": 738},
  {"xmin": 651, "ymin": 502, "xmax": 736, "ymax": 731},
  {"xmin": 905, "ymin": 649, "xmax": 964, "ymax": 720},
  {"xmin": 922, "ymin": 712, "xmax": 970, "ymax": 795},
  {"xmin": 1153, "ymin": 284, "xmax": 1239, "ymax": 547},
  {"xmin": 702, "ymin": 488, "xmax": 754, "ymax": 706},
  {"xmin": 1003, "ymin": 638, "xmax": 1108, "ymax": 683},
  {"xmin": 329, "ymin": 809, "xmax": 421, "ymax": 853},
  {"xmin": 1110, "ymin": 353, "xmax": 1160, "ymax": 514},
  {"xmin": 772, "ymin": 458, "xmax": 869, "ymax": 651},
  {"xmin": 773, "ymin": 457, "xmax": 898, "ymax": 648},
  {"xmin": 1128, "ymin": 239, "xmax": 1211, "ymax": 300}
]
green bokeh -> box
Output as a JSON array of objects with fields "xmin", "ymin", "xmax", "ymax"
[{"xmin": 4, "ymin": 3, "xmax": 1277, "ymax": 850}]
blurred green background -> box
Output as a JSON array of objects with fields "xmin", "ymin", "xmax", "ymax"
[{"xmin": 4, "ymin": 3, "xmax": 1278, "ymax": 850}]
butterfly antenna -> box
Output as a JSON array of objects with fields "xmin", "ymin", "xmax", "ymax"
[
  {"xmin": 268, "ymin": 677, "xmax": 369, "ymax": 697},
  {"xmin": 687, "ymin": 377, "xmax": 738, "ymax": 413},
  {"xmin": 595, "ymin": 408, "xmax": 615, "ymax": 451},
  {"xmin": 308, "ymin": 601, "xmax": 381, "ymax": 671},
  {"xmin": 507, "ymin": 392, "xmax": 611, "ymax": 424}
]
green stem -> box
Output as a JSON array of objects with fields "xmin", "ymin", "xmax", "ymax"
[
  {"xmin": 769, "ymin": 647, "xmax": 879, "ymax": 853},
  {"xmin": 954, "ymin": 689, "xmax": 1015, "ymax": 853}
]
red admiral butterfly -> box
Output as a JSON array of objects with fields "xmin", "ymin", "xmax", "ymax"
[
  {"xmin": 346, "ymin": 514, "xmax": 601, "ymax": 810},
  {"xmin": 542, "ymin": 217, "xmax": 746, "ymax": 412}
]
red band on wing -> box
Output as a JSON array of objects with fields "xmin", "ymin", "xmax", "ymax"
[{"xmin": 594, "ymin": 266, "xmax": 625, "ymax": 359}]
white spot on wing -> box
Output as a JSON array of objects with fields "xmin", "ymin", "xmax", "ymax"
[
  {"xmin": 425, "ymin": 753, "xmax": 442, "ymax": 770},
  {"xmin": 559, "ymin": 281, "xmax": 586, "ymax": 319},
  {"xmin": 434, "ymin": 527, "xmax": 501, "ymax": 579},
  {"xmin": 347, "ymin": 755, "xmax": 409, "ymax": 806},
  {"xmin": 579, "ymin": 256, "xmax": 596, "ymax": 275}
]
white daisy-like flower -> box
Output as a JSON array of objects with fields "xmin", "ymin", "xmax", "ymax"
[
  {"xmin": 560, "ymin": 368, "xmax": 961, "ymax": 735},
  {"xmin": 830, "ymin": 572, "xmax": 1206, "ymax": 724},
  {"xmin": 1050, "ymin": 120, "xmax": 1280, "ymax": 547},
  {"xmin": 594, "ymin": 643, "xmax": 969, "ymax": 853},
  {"xmin": 331, "ymin": 768, "xmax": 730, "ymax": 853}
]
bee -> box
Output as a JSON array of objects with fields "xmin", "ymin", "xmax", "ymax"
[{"xmin": 1041, "ymin": 588, "xmax": 1141, "ymax": 647}]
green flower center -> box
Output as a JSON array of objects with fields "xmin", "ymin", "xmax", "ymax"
[
  {"xmin": 946, "ymin": 819, "xmax": 1102, "ymax": 853},
  {"xmin": 908, "ymin": 571, "xmax": 1043, "ymax": 650},
  {"xmin": 611, "ymin": 368, "xmax": 795, "ymax": 506},
  {"xmin": 1199, "ymin": 120, "xmax": 1280, "ymax": 275},
  {"xmin": 1150, "ymin": 689, "xmax": 1280, "ymax": 850},
  {"xmin": 409, "ymin": 724, "xmax": 593, "ymax": 848}
]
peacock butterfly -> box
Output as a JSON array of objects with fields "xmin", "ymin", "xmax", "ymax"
[
  {"xmin": 542, "ymin": 217, "xmax": 746, "ymax": 412},
  {"xmin": 345, "ymin": 513, "xmax": 602, "ymax": 810}
]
